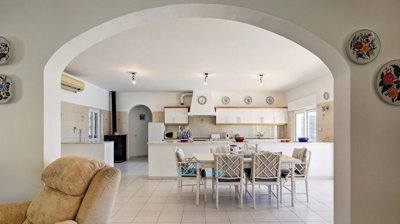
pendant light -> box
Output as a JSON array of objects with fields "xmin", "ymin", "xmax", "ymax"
[{"xmin": 259, "ymin": 74, "xmax": 264, "ymax": 86}]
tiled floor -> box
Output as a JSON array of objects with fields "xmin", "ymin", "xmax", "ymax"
[{"xmin": 112, "ymin": 158, "xmax": 333, "ymax": 224}]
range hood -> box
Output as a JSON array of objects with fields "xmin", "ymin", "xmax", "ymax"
[{"xmin": 188, "ymin": 89, "xmax": 216, "ymax": 116}]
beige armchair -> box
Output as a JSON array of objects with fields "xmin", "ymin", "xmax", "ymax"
[{"xmin": 0, "ymin": 156, "xmax": 121, "ymax": 224}]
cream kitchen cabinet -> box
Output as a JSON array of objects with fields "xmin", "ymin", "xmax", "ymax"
[
  {"xmin": 215, "ymin": 107, "xmax": 287, "ymax": 125},
  {"xmin": 164, "ymin": 107, "xmax": 189, "ymax": 124}
]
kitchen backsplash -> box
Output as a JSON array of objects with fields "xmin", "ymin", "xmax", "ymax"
[{"xmin": 166, "ymin": 116, "xmax": 289, "ymax": 139}]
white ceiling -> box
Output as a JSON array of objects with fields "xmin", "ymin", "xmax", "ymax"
[{"xmin": 65, "ymin": 18, "xmax": 332, "ymax": 93}]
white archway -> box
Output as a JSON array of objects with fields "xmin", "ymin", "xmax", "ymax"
[{"xmin": 44, "ymin": 4, "xmax": 350, "ymax": 223}]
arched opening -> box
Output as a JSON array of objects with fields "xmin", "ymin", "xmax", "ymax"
[
  {"xmin": 128, "ymin": 105, "xmax": 153, "ymax": 159},
  {"xmin": 44, "ymin": 4, "xmax": 350, "ymax": 223}
]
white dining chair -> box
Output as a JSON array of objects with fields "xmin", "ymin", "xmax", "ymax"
[
  {"xmin": 245, "ymin": 151, "xmax": 282, "ymax": 209},
  {"xmin": 213, "ymin": 153, "xmax": 244, "ymax": 209},
  {"xmin": 175, "ymin": 147, "xmax": 207, "ymax": 201},
  {"xmin": 281, "ymin": 148, "xmax": 311, "ymax": 202}
]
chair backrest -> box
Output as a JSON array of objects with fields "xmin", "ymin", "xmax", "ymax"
[
  {"xmin": 26, "ymin": 156, "xmax": 120, "ymax": 224},
  {"xmin": 292, "ymin": 147, "xmax": 307, "ymax": 161},
  {"xmin": 252, "ymin": 151, "xmax": 281, "ymax": 181},
  {"xmin": 214, "ymin": 153, "xmax": 243, "ymax": 181},
  {"xmin": 210, "ymin": 146, "xmax": 229, "ymax": 153},
  {"xmin": 294, "ymin": 150, "xmax": 312, "ymax": 176},
  {"xmin": 175, "ymin": 147, "xmax": 197, "ymax": 176}
]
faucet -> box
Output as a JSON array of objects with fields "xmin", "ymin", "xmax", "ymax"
[{"xmin": 256, "ymin": 131, "xmax": 264, "ymax": 139}]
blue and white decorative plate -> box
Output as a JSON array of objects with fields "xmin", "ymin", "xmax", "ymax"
[
  {"xmin": 0, "ymin": 37, "xmax": 11, "ymax": 65},
  {"xmin": 0, "ymin": 75, "xmax": 12, "ymax": 103},
  {"xmin": 266, "ymin": 96, "xmax": 274, "ymax": 105}
]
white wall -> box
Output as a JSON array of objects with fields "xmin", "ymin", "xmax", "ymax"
[
  {"xmin": 285, "ymin": 76, "xmax": 333, "ymax": 104},
  {"xmin": 61, "ymin": 73, "xmax": 109, "ymax": 111},
  {"xmin": 1, "ymin": 1, "xmax": 399, "ymax": 223}
]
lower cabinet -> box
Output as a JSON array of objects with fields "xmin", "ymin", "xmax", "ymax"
[{"xmin": 104, "ymin": 135, "xmax": 127, "ymax": 163}]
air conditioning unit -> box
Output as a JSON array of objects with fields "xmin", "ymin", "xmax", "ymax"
[{"xmin": 61, "ymin": 74, "xmax": 85, "ymax": 93}]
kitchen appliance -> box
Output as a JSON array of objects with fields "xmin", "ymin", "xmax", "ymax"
[
  {"xmin": 165, "ymin": 131, "xmax": 178, "ymax": 139},
  {"xmin": 187, "ymin": 89, "xmax": 216, "ymax": 116},
  {"xmin": 211, "ymin": 133, "xmax": 220, "ymax": 140},
  {"xmin": 148, "ymin": 122, "xmax": 166, "ymax": 142}
]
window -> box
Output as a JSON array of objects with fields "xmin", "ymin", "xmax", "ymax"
[
  {"xmin": 88, "ymin": 109, "xmax": 100, "ymax": 142},
  {"xmin": 293, "ymin": 109, "xmax": 316, "ymax": 141}
]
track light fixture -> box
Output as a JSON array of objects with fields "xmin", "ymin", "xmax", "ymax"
[
  {"xmin": 259, "ymin": 74, "xmax": 264, "ymax": 86},
  {"xmin": 204, "ymin": 73, "xmax": 208, "ymax": 86},
  {"xmin": 130, "ymin": 72, "xmax": 136, "ymax": 85}
]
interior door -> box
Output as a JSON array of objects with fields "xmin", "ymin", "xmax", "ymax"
[{"xmin": 129, "ymin": 105, "xmax": 152, "ymax": 158}]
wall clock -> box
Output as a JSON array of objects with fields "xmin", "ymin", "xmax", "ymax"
[
  {"xmin": 0, "ymin": 37, "xmax": 11, "ymax": 65},
  {"xmin": 376, "ymin": 60, "xmax": 400, "ymax": 105},
  {"xmin": 323, "ymin": 92, "xmax": 330, "ymax": 100},
  {"xmin": 244, "ymin": 96, "xmax": 252, "ymax": 104},
  {"xmin": 197, "ymin": 95, "xmax": 207, "ymax": 105},
  {"xmin": 266, "ymin": 96, "xmax": 274, "ymax": 105},
  {"xmin": 346, "ymin": 29, "xmax": 380, "ymax": 64},
  {"xmin": 221, "ymin": 96, "xmax": 230, "ymax": 105}
]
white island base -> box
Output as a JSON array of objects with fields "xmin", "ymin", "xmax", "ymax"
[{"xmin": 148, "ymin": 141, "xmax": 333, "ymax": 178}]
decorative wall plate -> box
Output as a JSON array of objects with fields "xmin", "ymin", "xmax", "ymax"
[
  {"xmin": 197, "ymin": 95, "xmax": 207, "ymax": 105},
  {"xmin": 221, "ymin": 96, "xmax": 230, "ymax": 105},
  {"xmin": 323, "ymin": 92, "xmax": 330, "ymax": 100},
  {"xmin": 0, "ymin": 75, "xmax": 12, "ymax": 103},
  {"xmin": 0, "ymin": 37, "xmax": 11, "ymax": 64},
  {"xmin": 243, "ymin": 96, "xmax": 252, "ymax": 104},
  {"xmin": 376, "ymin": 60, "xmax": 400, "ymax": 105},
  {"xmin": 347, "ymin": 29, "xmax": 380, "ymax": 64},
  {"xmin": 266, "ymin": 96, "xmax": 274, "ymax": 105}
]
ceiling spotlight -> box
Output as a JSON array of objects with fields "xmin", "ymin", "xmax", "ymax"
[
  {"xmin": 259, "ymin": 74, "xmax": 264, "ymax": 86},
  {"xmin": 130, "ymin": 72, "xmax": 136, "ymax": 85},
  {"xmin": 204, "ymin": 73, "xmax": 208, "ymax": 86}
]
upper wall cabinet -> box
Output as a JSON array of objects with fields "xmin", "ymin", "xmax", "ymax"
[
  {"xmin": 164, "ymin": 107, "xmax": 189, "ymax": 124},
  {"xmin": 215, "ymin": 107, "xmax": 288, "ymax": 125}
]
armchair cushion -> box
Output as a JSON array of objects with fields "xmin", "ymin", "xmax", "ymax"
[{"xmin": 0, "ymin": 201, "xmax": 30, "ymax": 224}]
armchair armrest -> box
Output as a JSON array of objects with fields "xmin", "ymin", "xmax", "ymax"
[
  {"xmin": 0, "ymin": 201, "xmax": 30, "ymax": 224},
  {"xmin": 55, "ymin": 220, "xmax": 77, "ymax": 224}
]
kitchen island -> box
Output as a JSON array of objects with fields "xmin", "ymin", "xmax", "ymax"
[{"xmin": 148, "ymin": 140, "xmax": 333, "ymax": 178}]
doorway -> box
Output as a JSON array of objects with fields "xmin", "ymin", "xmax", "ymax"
[{"xmin": 128, "ymin": 105, "xmax": 152, "ymax": 159}]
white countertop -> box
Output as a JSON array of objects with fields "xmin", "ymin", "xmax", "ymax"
[{"xmin": 61, "ymin": 141, "xmax": 114, "ymax": 144}]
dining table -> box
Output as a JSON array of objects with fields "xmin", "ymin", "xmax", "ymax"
[{"xmin": 192, "ymin": 152, "xmax": 301, "ymax": 207}]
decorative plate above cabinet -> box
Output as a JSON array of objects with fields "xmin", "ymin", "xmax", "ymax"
[
  {"xmin": 243, "ymin": 96, "xmax": 252, "ymax": 104},
  {"xmin": 376, "ymin": 59, "xmax": 400, "ymax": 105},
  {"xmin": 197, "ymin": 95, "xmax": 207, "ymax": 105},
  {"xmin": 221, "ymin": 96, "xmax": 230, "ymax": 104},
  {"xmin": 266, "ymin": 96, "xmax": 274, "ymax": 105}
]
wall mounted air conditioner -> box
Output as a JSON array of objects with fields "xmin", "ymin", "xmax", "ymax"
[{"xmin": 61, "ymin": 74, "xmax": 85, "ymax": 93}]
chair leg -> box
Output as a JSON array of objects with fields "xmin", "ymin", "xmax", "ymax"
[
  {"xmin": 240, "ymin": 183, "xmax": 243, "ymax": 209},
  {"xmin": 305, "ymin": 179, "xmax": 309, "ymax": 202},
  {"xmin": 245, "ymin": 177, "xmax": 248, "ymax": 198},
  {"xmin": 268, "ymin": 186, "xmax": 272, "ymax": 199},
  {"xmin": 252, "ymin": 182, "xmax": 255, "ymax": 208},
  {"xmin": 276, "ymin": 184, "xmax": 280, "ymax": 209},
  {"xmin": 204, "ymin": 177, "xmax": 207, "ymax": 202},
  {"xmin": 280, "ymin": 181, "xmax": 283, "ymax": 203},
  {"xmin": 216, "ymin": 182, "xmax": 219, "ymax": 209},
  {"xmin": 212, "ymin": 177, "xmax": 215, "ymax": 199}
]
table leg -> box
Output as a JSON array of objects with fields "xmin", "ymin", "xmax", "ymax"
[
  {"xmin": 291, "ymin": 162, "xmax": 295, "ymax": 207},
  {"xmin": 196, "ymin": 166, "xmax": 200, "ymax": 206}
]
